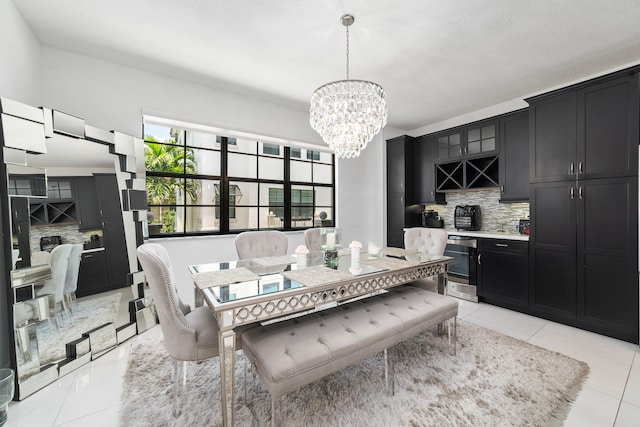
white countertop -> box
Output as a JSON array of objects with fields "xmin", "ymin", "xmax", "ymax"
[{"xmin": 444, "ymin": 229, "xmax": 529, "ymax": 241}]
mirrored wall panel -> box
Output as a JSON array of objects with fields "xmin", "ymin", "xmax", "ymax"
[{"xmin": 1, "ymin": 98, "xmax": 147, "ymax": 399}]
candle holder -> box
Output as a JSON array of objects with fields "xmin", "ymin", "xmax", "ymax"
[{"xmin": 320, "ymin": 227, "xmax": 342, "ymax": 249}]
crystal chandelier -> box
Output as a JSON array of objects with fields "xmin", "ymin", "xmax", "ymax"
[{"xmin": 309, "ymin": 14, "xmax": 388, "ymax": 159}]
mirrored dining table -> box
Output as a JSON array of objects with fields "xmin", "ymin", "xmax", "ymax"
[{"xmin": 189, "ymin": 249, "xmax": 452, "ymax": 426}]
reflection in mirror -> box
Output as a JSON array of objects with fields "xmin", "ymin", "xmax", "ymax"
[
  {"xmin": 4, "ymin": 117, "xmax": 143, "ymax": 399},
  {"xmin": 7, "ymin": 165, "xmax": 47, "ymax": 199}
]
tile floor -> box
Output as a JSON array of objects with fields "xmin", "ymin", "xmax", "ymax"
[{"xmin": 5, "ymin": 299, "xmax": 640, "ymax": 426}]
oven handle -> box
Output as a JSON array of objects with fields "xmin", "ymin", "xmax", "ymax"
[{"xmin": 446, "ymin": 238, "xmax": 478, "ymax": 248}]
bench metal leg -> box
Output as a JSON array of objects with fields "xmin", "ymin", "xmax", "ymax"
[
  {"xmin": 383, "ymin": 347, "xmax": 395, "ymax": 396},
  {"xmin": 267, "ymin": 394, "xmax": 282, "ymax": 427},
  {"xmin": 447, "ymin": 317, "xmax": 457, "ymax": 356}
]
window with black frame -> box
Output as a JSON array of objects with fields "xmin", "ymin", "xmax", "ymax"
[{"xmin": 143, "ymin": 120, "xmax": 334, "ymax": 236}]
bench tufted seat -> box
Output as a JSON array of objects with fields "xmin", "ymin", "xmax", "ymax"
[{"xmin": 242, "ymin": 285, "xmax": 458, "ymax": 400}]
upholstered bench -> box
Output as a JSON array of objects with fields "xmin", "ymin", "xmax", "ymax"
[{"xmin": 241, "ymin": 285, "xmax": 458, "ymax": 422}]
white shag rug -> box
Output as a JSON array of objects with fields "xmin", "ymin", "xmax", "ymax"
[{"xmin": 119, "ymin": 320, "xmax": 589, "ymax": 427}]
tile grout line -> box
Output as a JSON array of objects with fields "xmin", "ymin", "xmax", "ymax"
[
  {"xmin": 524, "ymin": 319, "xmax": 549, "ymax": 343},
  {"xmin": 611, "ymin": 350, "xmax": 638, "ymax": 426}
]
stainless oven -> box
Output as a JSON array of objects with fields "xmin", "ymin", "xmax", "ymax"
[{"xmin": 444, "ymin": 235, "xmax": 478, "ymax": 302}]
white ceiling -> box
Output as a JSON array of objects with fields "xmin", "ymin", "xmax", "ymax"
[{"xmin": 11, "ymin": 0, "xmax": 640, "ymax": 131}]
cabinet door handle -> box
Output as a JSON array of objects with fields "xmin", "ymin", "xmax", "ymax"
[
  {"xmin": 430, "ymin": 190, "xmax": 434, "ymax": 197},
  {"xmin": 501, "ymin": 185, "xmax": 505, "ymax": 193},
  {"xmin": 578, "ymin": 162, "xmax": 583, "ymax": 174},
  {"xmin": 569, "ymin": 162, "xmax": 575, "ymax": 175},
  {"xmin": 477, "ymin": 254, "xmax": 482, "ymax": 265},
  {"xmin": 400, "ymin": 196, "xmax": 404, "ymax": 205},
  {"xmin": 570, "ymin": 187, "xmax": 575, "ymax": 199},
  {"xmin": 495, "ymin": 243, "xmax": 509, "ymax": 247},
  {"xmin": 459, "ymin": 146, "xmax": 463, "ymax": 156},
  {"xmin": 579, "ymin": 186, "xmax": 583, "ymax": 199}
]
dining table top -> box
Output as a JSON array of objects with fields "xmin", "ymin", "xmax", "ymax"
[{"xmin": 189, "ymin": 249, "xmax": 451, "ymax": 313}]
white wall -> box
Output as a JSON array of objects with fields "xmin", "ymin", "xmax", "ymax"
[
  {"xmin": 0, "ymin": 0, "xmax": 41, "ymax": 105},
  {"xmin": 40, "ymin": 47, "xmax": 322, "ymax": 143},
  {"xmin": 336, "ymin": 132, "xmax": 386, "ymax": 248}
]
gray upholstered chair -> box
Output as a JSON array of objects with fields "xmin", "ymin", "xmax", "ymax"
[
  {"xmin": 64, "ymin": 244, "xmax": 83, "ymax": 311},
  {"xmin": 404, "ymin": 227, "xmax": 448, "ymax": 291},
  {"xmin": 36, "ymin": 244, "xmax": 73, "ymax": 325},
  {"xmin": 235, "ymin": 230, "xmax": 288, "ymax": 259},
  {"xmin": 136, "ymin": 242, "xmax": 219, "ymax": 417},
  {"xmin": 303, "ymin": 228, "xmax": 323, "ymax": 252}
]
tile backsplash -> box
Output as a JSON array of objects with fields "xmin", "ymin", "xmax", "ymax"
[
  {"xmin": 29, "ymin": 224, "xmax": 103, "ymax": 253},
  {"xmin": 425, "ymin": 189, "xmax": 529, "ymax": 233}
]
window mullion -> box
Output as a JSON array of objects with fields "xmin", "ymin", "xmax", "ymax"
[
  {"xmin": 283, "ymin": 147, "xmax": 291, "ymax": 229},
  {"xmin": 220, "ymin": 137, "xmax": 230, "ymax": 233}
]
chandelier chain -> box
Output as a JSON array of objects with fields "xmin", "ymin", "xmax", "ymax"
[{"xmin": 345, "ymin": 25, "xmax": 350, "ymax": 80}]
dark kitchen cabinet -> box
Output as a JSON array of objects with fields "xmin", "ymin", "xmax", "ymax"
[
  {"xmin": 477, "ymin": 238, "xmax": 529, "ymax": 310},
  {"xmin": 413, "ymin": 135, "xmax": 444, "ymax": 204},
  {"xmin": 76, "ymin": 249, "xmax": 109, "ymax": 297},
  {"xmin": 74, "ymin": 176, "xmax": 102, "ymax": 230},
  {"xmin": 529, "ymin": 73, "xmax": 639, "ymax": 184},
  {"xmin": 499, "ymin": 110, "xmax": 529, "ymax": 201},
  {"xmin": 387, "ymin": 136, "xmax": 413, "ymax": 195},
  {"xmin": 436, "ymin": 129, "xmax": 463, "ymax": 161},
  {"xmin": 387, "ymin": 192, "xmax": 406, "ymax": 248},
  {"xmin": 576, "ymin": 177, "xmax": 638, "ymax": 340},
  {"xmin": 10, "ymin": 198, "xmax": 31, "ymax": 269},
  {"xmin": 436, "ymin": 155, "xmax": 499, "ymax": 191},
  {"xmin": 94, "ymin": 174, "xmax": 129, "ymax": 290},
  {"xmin": 529, "ymin": 182, "xmax": 578, "ymax": 318},
  {"xmin": 29, "ymin": 178, "xmax": 77, "ymax": 226},
  {"xmin": 528, "ymin": 68, "xmax": 639, "ymax": 343},
  {"xmin": 386, "ymin": 136, "xmax": 422, "ymax": 248},
  {"xmin": 531, "ymin": 177, "xmax": 638, "ymax": 342},
  {"xmin": 436, "ymin": 119, "xmax": 498, "ymax": 161}
]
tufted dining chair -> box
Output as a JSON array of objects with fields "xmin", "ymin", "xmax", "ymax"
[
  {"xmin": 303, "ymin": 228, "xmax": 323, "ymax": 252},
  {"xmin": 404, "ymin": 227, "xmax": 448, "ymax": 291},
  {"xmin": 235, "ymin": 230, "xmax": 288, "ymax": 260},
  {"xmin": 36, "ymin": 244, "xmax": 73, "ymax": 326},
  {"xmin": 63, "ymin": 244, "xmax": 83, "ymax": 312},
  {"xmin": 137, "ymin": 243, "xmax": 220, "ymax": 417}
]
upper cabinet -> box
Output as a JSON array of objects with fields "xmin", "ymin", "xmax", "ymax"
[
  {"xmin": 437, "ymin": 119, "xmax": 499, "ymax": 161},
  {"xmin": 528, "ymin": 72, "xmax": 639, "ymax": 184},
  {"xmin": 386, "ymin": 135, "xmax": 425, "ymax": 248},
  {"xmin": 387, "ymin": 135, "xmax": 413, "ymax": 195},
  {"xmin": 75, "ymin": 176, "xmax": 103, "ymax": 230},
  {"xmin": 499, "ymin": 110, "xmax": 529, "ymax": 201},
  {"xmin": 412, "ymin": 135, "xmax": 445, "ymax": 204},
  {"xmin": 29, "ymin": 177, "xmax": 78, "ymax": 226},
  {"xmin": 435, "ymin": 118, "xmax": 500, "ymax": 192}
]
